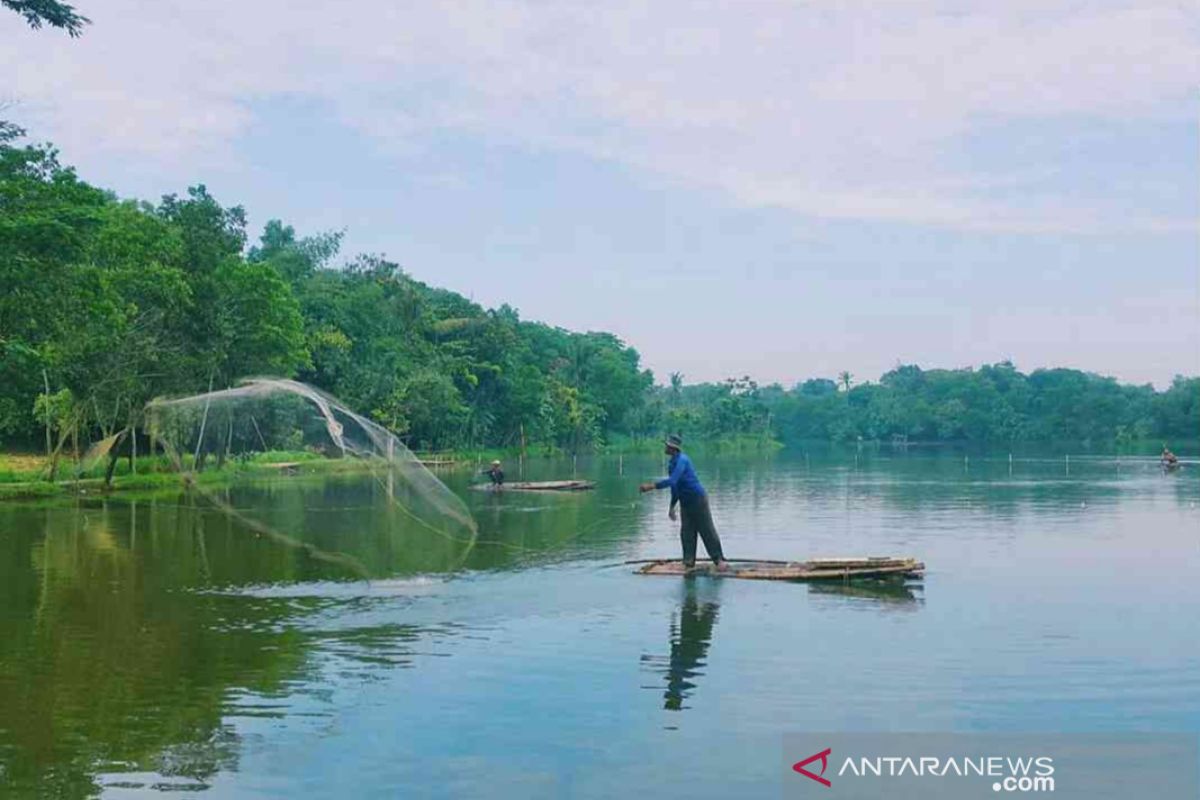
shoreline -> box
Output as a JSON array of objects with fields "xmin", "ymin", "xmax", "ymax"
[
  {"xmin": 0, "ymin": 438, "xmax": 783, "ymax": 503},
  {"xmin": 3, "ymin": 435, "xmax": 1190, "ymax": 504}
]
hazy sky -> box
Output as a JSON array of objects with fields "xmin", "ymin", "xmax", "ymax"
[{"xmin": 4, "ymin": 1, "xmax": 1197, "ymax": 387}]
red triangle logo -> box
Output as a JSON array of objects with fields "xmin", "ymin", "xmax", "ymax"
[{"xmin": 792, "ymin": 747, "xmax": 832, "ymax": 787}]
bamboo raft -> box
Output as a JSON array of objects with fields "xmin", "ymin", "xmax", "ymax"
[
  {"xmin": 472, "ymin": 480, "xmax": 596, "ymax": 492},
  {"xmin": 631, "ymin": 556, "xmax": 924, "ymax": 581}
]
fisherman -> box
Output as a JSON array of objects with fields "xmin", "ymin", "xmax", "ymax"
[
  {"xmin": 640, "ymin": 434, "xmax": 729, "ymax": 571},
  {"xmin": 482, "ymin": 459, "xmax": 505, "ymax": 485},
  {"xmin": 1161, "ymin": 446, "xmax": 1179, "ymax": 468}
]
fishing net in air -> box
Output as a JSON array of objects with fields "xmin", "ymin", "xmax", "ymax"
[{"xmin": 143, "ymin": 378, "xmax": 478, "ymax": 578}]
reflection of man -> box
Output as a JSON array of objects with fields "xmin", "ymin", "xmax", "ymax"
[{"xmin": 662, "ymin": 584, "xmax": 720, "ymax": 711}]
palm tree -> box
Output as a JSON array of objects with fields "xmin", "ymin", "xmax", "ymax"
[
  {"xmin": 837, "ymin": 371, "xmax": 853, "ymax": 393},
  {"xmin": 668, "ymin": 372, "xmax": 684, "ymax": 405}
]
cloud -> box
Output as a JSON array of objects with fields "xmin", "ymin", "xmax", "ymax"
[{"xmin": 3, "ymin": 0, "xmax": 1196, "ymax": 231}]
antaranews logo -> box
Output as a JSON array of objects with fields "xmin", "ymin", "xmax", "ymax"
[
  {"xmin": 784, "ymin": 733, "xmax": 1198, "ymax": 800},
  {"xmin": 792, "ymin": 748, "xmax": 832, "ymax": 788},
  {"xmin": 791, "ymin": 747, "xmax": 1053, "ymax": 794}
]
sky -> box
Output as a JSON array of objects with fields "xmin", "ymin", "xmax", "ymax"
[{"xmin": 3, "ymin": 1, "xmax": 1197, "ymax": 388}]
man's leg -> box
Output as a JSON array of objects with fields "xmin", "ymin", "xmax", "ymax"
[
  {"xmin": 679, "ymin": 506, "xmax": 699, "ymax": 567},
  {"xmin": 693, "ymin": 496, "xmax": 726, "ymax": 564}
]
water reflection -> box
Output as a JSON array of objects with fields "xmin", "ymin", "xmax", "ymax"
[
  {"xmin": 642, "ymin": 579, "xmax": 723, "ymax": 711},
  {"xmin": 0, "ymin": 452, "xmax": 1194, "ymax": 797},
  {"xmin": 0, "ymin": 497, "xmax": 481, "ymax": 797},
  {"xmin": 0, "ymin": 502, "xmax": 321, "ymax": 797},
  {"xmin": 808, "ymin": 578, "xmax": 923, "ymax": 609}
]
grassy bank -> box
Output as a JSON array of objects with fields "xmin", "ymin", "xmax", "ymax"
[
  {"xmin": 0, "ymin": 436, "xmax": 783, "ymax": 502},
  {"xmin": 0, "ymin": 450, "xmax": 370, "ymax": 502}
]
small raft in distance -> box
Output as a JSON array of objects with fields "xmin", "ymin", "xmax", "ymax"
[
  {"xmin": 473, "ymin": 480, "xmax": 596, "ymax": 492},
  {"xmin": 632, "ymin": 556, "xmax": 924, "ymax": 581}
]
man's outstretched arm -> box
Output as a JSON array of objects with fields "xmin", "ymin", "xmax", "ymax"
[{"xmin": 640, "ymin": 457, "xmax": 686, "ymax": 493}]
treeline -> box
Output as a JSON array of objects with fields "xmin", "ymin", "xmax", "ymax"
[
  {"xmin": 0, "ymin": 139, "xmax": 651, "ymax": 455},
  {"xmin": 1, "ymin": 138, "xmax": 1196, "ymax": 458},
  {"xmin": 653, "ymin": 366, "xmax": 1198, "ymax": 449}
]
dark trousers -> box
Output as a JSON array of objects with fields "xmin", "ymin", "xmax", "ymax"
[{"xmin": 679, "ymin": 495, "xmax": 725, "ymax": 565}]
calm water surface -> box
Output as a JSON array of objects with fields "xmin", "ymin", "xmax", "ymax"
[{"xmin": 1, "ymin": 452, "xmax": 1197, "ymax": 798}]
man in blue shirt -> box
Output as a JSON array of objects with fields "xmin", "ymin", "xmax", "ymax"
[{"xmin": 640, "ymin": 434, "xmax": 729, "ymax": 570}]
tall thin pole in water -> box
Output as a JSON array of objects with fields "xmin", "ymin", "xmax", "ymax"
[
  {"xmin": 42, "ymin": 368, "xmax": 51, "ymax": 461},
  {"xmin": 386, "ymin": 436, "xmax": 394, "ymax": 499},
  {"xmin": 1008, "ymin": 452, "xmax": 1013, "ymax": 476},
  {"xmin": 193, "ymin": 371, "xmax": 215, "ymax": 469},
  {"xmin": 1065, "ymin": 454, "xmax": 1070, "ymax": 475}
]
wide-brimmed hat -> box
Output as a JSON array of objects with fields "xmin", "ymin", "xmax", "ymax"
[
  {"xmin": 491, "ymin": 459, "xmax": 501, "ymax": 466},
  {"xmin": 664, "ymin": 434, "xmax": 683, "ymax": 451}
]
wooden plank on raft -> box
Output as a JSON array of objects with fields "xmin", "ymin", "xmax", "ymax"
[{"xmin": 633, "ymin": 557, "xmax": 924, "ymax": 581}]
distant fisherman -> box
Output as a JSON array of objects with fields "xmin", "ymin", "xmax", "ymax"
[
  {"xmin": 482, "ymin": 459, "xmax": 505, "ymax": 485},
  {"xmin": 1161, "ymin": 446, "xmax": 1179, "ymax": 469},
  {"xmin": 641, "ymin": 435, "xmax": 729, "ymax": 571}
]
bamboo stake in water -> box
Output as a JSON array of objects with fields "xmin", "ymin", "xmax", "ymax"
[
  {"xmin": 42, "ymin": 369, "xmax": 51, "ymax": 462},
  {"xmin": 192, "ymin": 371, "xmax": 215, "ymax": 471},
  {"xmin": 386, "ymin": 436, "xmax": 394, "ymax": 499}
]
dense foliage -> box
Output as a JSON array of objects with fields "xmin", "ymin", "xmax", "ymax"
[
  {"xmin": 653, "ymin": 366, "xmax": 1197, "ymax": 449},
  {"xmin": 0, "ymin": 141, "xmax": 1195, "ymax": 458},
  {"xmin": 0, "ymin": 142, "xmax": 652, "ymax": 454}
]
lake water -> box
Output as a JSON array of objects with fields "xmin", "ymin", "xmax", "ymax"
[{"xmin": 1, "ymin": 452, "xmax": 1197, "ymax": 798}]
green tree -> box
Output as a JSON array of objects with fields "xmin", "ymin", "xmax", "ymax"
[
  {"xmin": 3, "ymin": 0, "xmax": 88, "ymax": 35},
  {"xmin": 2, "ymin": 132, "xmax": 1194, "ymax": 458},
  {"xmin": 213, "ymin": 259, "xmax": 308, "ymax": 378}
]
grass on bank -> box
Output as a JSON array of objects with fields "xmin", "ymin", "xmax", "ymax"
[
  {"xmin": 0, "ymin": 450, "xmax": 364, "ymax": 501},
  {"xmin": 0, "ymin": 434, "xmax": 783, "ymax": 501}
]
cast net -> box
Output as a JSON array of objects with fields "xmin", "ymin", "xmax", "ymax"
[{"xmin": 142, "ymin": 378, "xmax": 478, "ymax": 578}]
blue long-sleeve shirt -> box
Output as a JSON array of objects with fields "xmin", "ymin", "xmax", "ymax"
[{"xmin": 655, "ymin": 452, "xmax": 706, "ymax": 504}]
